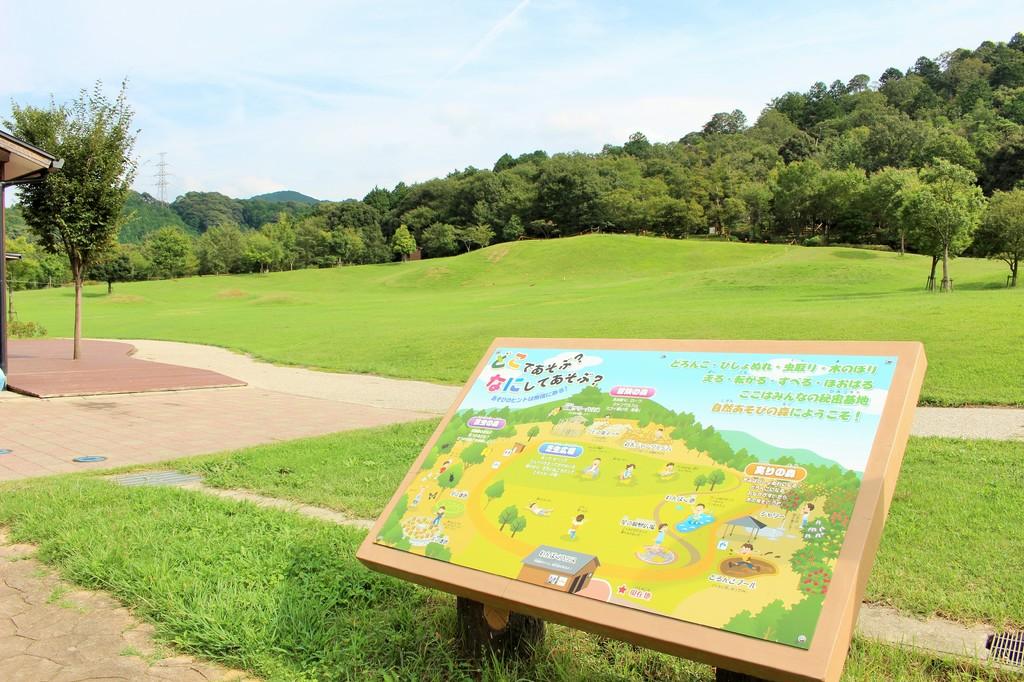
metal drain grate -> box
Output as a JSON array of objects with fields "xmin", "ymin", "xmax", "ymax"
[
  {"xmin": 987, "ymin": 631, "xmax": 1024, "ymax": 666},
  {"xmin": 112, "ymin": 471, "xmax": 203, "ymax": 487}
]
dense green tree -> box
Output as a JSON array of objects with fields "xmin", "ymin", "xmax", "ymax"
[
  {"xmin": 171, "ymin": 192, "xmax": 243, "ymax": 232},
  {"xmin": 144, "ymin": 226, "xmax": 197, "ymax": 278},
  {"xmin": 241, "ymin": 232, "xmax": 282, "ymax": 273},
  {"xmin": 421, "ymin": 222, "xmax": 459, "ymax": 257},
  {"xmin": 391, "ymin": 224, "xmax": 417, "ymax": 261},
  {"xmin": 901, "ymin": 161, "xmax": 986, "ymax": 291},
  {"xmin": 498, "ymin": 505, "xmax": 518, "ymax": 532},
  {"xmin": 88, "ymin": 246, "xmax": 134, "ymax": 294},
  {"xmin": 974, "ymin": 189, "xmax": 1024, "ymax": 286},
  {"xmin": 703, "ymin": 110, "xmax": 748, "ymax": 135},
  {"xmin": 863, "ymin": 168, "xmax": 918, "ymax": 253},
  {"xmin": 119, "ymin": 191, "xmax": 194, "ymax": 243},
  {"xmin": 459, "ymin": 442, "xmax": 486, "ymax": 468},
  {"xmin": 457, "ymin": 224, "xmax": 494, "ymax": 252},
  {"xmin": 195, "ymin": 223, "xmax": 245, "ymax": 275},
  {"xmin": 707, "ymin": 469, "xmax": 726, "ymax": 491},
  {"xmin": 484, "ymin": 480, "xmax": 505, "ymax": 507},
  {"xmin": 9, "ymin": 81, "xmax": 137, "ymax": 359}
]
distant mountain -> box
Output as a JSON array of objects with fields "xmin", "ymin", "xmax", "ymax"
[
  {"xmin": 119, "ymin": 191, "xmax": 195, "ymax": 243},
  {"xmin": 249, "ymin": 190, "xmax": 319, "ymax": 204},
  {"xmin": 717, "ymin": 430, "xmax": 849, "ymax": 472}
]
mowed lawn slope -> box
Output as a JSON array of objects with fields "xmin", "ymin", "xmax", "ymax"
[{"xmin": 16, "ymin": 235, "xmax": 1022, "ymax": 405}]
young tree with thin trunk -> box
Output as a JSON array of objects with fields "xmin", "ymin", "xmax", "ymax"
[
  {"xmin": 901, "ymin": 160, "xmax": 985, "ymax": 292},
  {"xmin": 8, "ymin": 82, "xmax": 137, "ymax": 359}
]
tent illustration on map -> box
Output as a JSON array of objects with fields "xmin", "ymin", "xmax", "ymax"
[{"xmin": 374, "ymin": 347, "xmax": 897, "ymax": 650}]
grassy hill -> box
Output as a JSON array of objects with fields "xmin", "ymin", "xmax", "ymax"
[{"xmin": 15, "ymin": 235, "xmax": 1022, "ymax": 405}]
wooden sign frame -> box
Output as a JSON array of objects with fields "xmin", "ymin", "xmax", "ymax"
[{"xmin": 357, "ymin": 338, "xmax": 927, "ymax": 682}]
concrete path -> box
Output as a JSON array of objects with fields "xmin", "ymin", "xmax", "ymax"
[
  {"xmin": 0, "ymin": 530, "xmax": 255, "ymax": 682},
  {"xmin": 912, "ymin": 405, "xmax": 1024, "ymax": 440},
  {"xmin": 124, "ymin": 339, "xmax": 460, "ymax": 415}
]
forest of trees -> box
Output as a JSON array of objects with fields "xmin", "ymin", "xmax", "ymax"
[{"xmin": 7, "ymin": 33, "xmax": 1024, "ymax": 292}]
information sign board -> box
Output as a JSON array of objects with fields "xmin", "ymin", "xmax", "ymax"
[{"xmin": 358, "ymin": 339, "xmax": 926, "ymax": 682}]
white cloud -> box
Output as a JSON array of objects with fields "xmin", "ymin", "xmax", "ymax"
[{"xmin": 4, "ymin": 1, "xmax": 1022, "ymax": 201}]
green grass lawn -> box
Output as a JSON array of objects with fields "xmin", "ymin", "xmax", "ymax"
[
  {"xmin": 14, "ymin": 235, "xmax": 1024, "ymax": 405},
  {"xmin": 0, "ymin": 477, "xmax": 1012, "ymax": 681},
  {"xmin": 166, "ymin": 422, "xmax": 1024, "ymax": 630}
]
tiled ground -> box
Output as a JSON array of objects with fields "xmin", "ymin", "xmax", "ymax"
[{"xmin": 0, "ymin": 386, "xmax": 433, "ymax": 481}]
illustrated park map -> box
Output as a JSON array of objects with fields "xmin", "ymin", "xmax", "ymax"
[{"xmin": 375, "ymin": 346, "xmax": 897, "ymax": 649}]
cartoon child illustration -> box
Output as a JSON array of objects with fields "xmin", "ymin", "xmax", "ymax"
[
  {"xmin": 801, "ymin": 502, "xmax": 815, "ymax": 528},
  {"xmin": 438, "ymin": 459, "xmax": 452, "ymax": 475},
  {"xmin": 651, "ymin": 523, "xmax": 669, "ymax": 554},
  {"xmin": 431, "ymin": 506, "xmax": 447, "ymax": 527},
  {"xmin": 688, "ymin": 503, "xmax": 710, "ymax": 524},
  {"xmin": 659, "ymin": 462, "xmax": 676, "ymax": 479},
  {"xmin": 619, "ymin": 463, "xmax": 636, "ymax": 482},
  {"xmin": 411, "ymin": 487, "xmax": 425, "ymax": 507},
  {"xmin": 568, "ymin": 513, "xmax": 586, "ymax": 540},
  {"xmin": 581, "ymin": 458, "xmax": 601, "ymax": 478},
  {"xmin": 731, "ymin": 542, "xmax": 758, "ymax": 571},
  {"xmin": 528, "ymin": 502, "xmax": 552, "ymax": 517},
  {"xmin": 654, "ymin": 427, "xmax": 665, "ymax": 440}
]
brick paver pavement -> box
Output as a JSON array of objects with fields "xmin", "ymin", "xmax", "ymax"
[
  {"xmin": 0, "ymin": 531, "xmax": 256, "ymax": 681},
  {"xmin": 0, "ymin": 387, "xmax": 434, "ymax": 481}
]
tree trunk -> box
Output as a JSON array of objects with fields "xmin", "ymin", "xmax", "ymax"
[
  {"xmin": 1012, "ymin": 259, "xmax": 1019, "ymax": 288},
  {"xmin": 899, "ymin": 232, "xmax": 905, "ymax": 256},
  {"xmin": 107, "ymin": 281, "xmax": 113, "ymax": 295},
  {"xmin": 941, "ymin": 244, "xmax": 951, "ymax": 292},
  {"xmin": 73, "ymin": 272, "xmax": 83, "ymax": 360},
  {"xmin": 927, "ymin": 255, "xmax": 939, "ymax": 290}
]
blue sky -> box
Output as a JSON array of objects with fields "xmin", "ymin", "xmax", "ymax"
[{"xmin": 4, "ymin": 1, "xmax": 1021, "ymax": 201}]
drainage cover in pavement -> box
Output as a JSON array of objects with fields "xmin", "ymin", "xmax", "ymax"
[
  {"xmin": 0, "ymin": 449, "xmax": 12, "ymax": 455},
  {"xmin": 112, "ymin": 471, "xmax": 203, "ymax": 487},
  {"xmin": 987, "ymin": 631, "xmax": 1024, "ymax": 666},
  {"xmin": 72, "ymin": 455, "xmax": 108, "ymax": 463}
]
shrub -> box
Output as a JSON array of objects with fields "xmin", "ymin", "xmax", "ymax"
[{"xmin": 9, "ymin": 320, "xmax": 46, "ymax": 338}]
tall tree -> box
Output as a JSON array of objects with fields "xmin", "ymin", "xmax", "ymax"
[
  {"xmin": 144, "ymin": 226, "xmax": 197, "ymax": 278},
  {"xmin": 390, "ymin": 224, "xmax": 417, "ymax": 261},
  {"xmin": 901, "ymin": 160, "xmax": 986, "ymax": 291},
  {"xmin": 8, "ymin": 81, "xmax": 137, "ymax": 358},
  {"xmin": 974, "ymin": 189, "xmax": 1024, "ymax": 286},
  {"xmin": 88, "ymin": 246, "xmax": 133, "ymax": 294},
  {"xmin": 863, "ymin": 168, "xmax": 917, "ymax": 254}
]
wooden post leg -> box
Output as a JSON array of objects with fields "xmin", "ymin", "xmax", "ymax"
[
  {"xmin": 456, "ymin": 596, "xmax": 545, "ymax": 660},
  {"xmin": 715, "ymin": 668, "xmax": 771, "ymax": 682}
]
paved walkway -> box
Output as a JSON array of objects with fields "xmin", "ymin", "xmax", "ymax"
[
  {"xmin": 125, "ymin": 339, "xmax": 460, "ymax": 415},
  {"xmin": 0, "ymin": 339, "xmax": 459, "ymax": 482},
  {"xmin": 0, "ymin": 530, "xmax": 255, "ymax": 682},
  {"xmin": 0, "ymin": 388, "xmax": 433, "ymax": 481}
]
